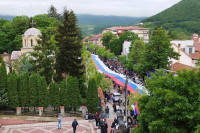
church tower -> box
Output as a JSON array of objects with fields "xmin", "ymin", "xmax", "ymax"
[{"xmin": 21, "ymin": 27, "xmax": 41, "ymax": 54}]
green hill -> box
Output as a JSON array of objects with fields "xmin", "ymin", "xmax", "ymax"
[
  {"xmin": 77, "ymin": 14, "xmax": 145, "ymax": 37},
  {"xmin": 142, "ymin": 0, "xmax": 200, "ymax": 39}
]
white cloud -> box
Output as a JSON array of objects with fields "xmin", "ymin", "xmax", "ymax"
[{"xmin": 0, "ymin": 0, "xmax": 181, "ymax": 17}]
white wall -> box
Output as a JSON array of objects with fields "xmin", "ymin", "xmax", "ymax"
[
  {"xmin": 122, "ymin": 41, "xmax": 131, "ymax": 56},
  {"xmin": 169, "ymin": 44, "xmax": 194, "ymax": 67}
]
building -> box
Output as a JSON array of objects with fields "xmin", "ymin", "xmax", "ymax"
[
  {"xmin": 102, "ymin": 26, "xmax": 149, "ymax": 43},
  {"xmin": 122, "ymin": 41, "xmax": 131, "ymax": 56},
  {"xmin": 88, "ymin": 34, "xmax": 103, "ymax": 47}
]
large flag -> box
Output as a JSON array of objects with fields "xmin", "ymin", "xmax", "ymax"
[{"xmin": 131, "ymin": 102, "xmax": 139, "ymax": 115}]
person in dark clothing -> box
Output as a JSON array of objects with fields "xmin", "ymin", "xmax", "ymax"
[
  {"xmin": 101, "ymin": 119, "xmax": 108, "ymax": 133},
  {"xmin": 105, "ymin": 106, "xmax": 110, "ymax": 118},
  {"xmin": 72, "ymin": 119, "xmax": 78, "ymax": 133},
  {"xmin": 94, "ymin": 112, "xmax": 99, "ymax": 126},
  {"xmin": 113, "ymin": 103, "xmax": 117, "ymax": 113}
]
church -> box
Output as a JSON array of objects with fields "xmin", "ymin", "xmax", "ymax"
[{"xmin": 1, "ymin": 27, "xmax": 41, "ymax": 73}]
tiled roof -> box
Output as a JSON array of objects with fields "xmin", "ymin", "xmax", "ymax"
[
  {"xmin": 88, "ymin": 34, "xmax": 102, "ymax": 41},
  {"xmin": 171, "ymin": 62, "xmax": 194, "ymax": 72},
  {"xmin": 189, "ymin": 52, "xmax": 200, "ymax": 59},
  {"xmin": 195, "ymin": 45, "xmax": 200, "ymax": 52},
  {"xmin": 11, "ymin": 51, "xmax": 22, "ymax": 60},
  {"xmin": 105, "ymin": 26, "xmax": 148, "ymax": 31}
]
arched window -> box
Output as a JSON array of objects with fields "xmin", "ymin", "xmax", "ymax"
[
  {"xmin": 24, "ymin": 40, "xmax": 26, "ymax": 47},
  {"xmin": 31, "ymin": 39, "xmax": 33, "ymax": 47}
]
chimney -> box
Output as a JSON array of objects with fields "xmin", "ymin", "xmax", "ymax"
[
  {"xmin": 178, "ymin": 44, "xmax": 181, "ymax": 63},
  {"xmin": 192, "ymin": 33, "xmax": 199, "ymax": 44}
]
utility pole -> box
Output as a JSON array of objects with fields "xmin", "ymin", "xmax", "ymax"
[{"xmin": 124, "ymin": 76, "xmax": 128, "ymax": 123}]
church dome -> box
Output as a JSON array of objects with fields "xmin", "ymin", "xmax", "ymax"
[{"xmin": 23, "ymin": 28, "xmax": 42, "ymax": 37}]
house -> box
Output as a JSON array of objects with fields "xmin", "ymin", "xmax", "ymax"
[
  {"xmin": 170, "ymin": 44, "xmax": 195, "ymax": 67},
  {"xmin": 170, "ymin": 62, "xmax": 195, "ymax": 72},
  {"xmin": 102, "ymin": 26, "xmax": 149, "ymax": 43},
  {"xmin": 88, "ymin": 34, "xmax": 103, "ymax": 47}
]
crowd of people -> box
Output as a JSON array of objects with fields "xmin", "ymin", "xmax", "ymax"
[{"xmin": 100, "ymin": 57, "xmax": 145, "ymax": 86}]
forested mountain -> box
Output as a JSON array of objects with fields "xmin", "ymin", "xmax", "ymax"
[
  {"xmin": 141, "ymin": 0, "xmax": 200, "ymax": 39},
  {"xmin": 77, "ymin": 14, "xmax": 145, "ymax": 36},
  {"xmin": 0, "ymin": 14, "xmax": 145, "ymax": 37}
]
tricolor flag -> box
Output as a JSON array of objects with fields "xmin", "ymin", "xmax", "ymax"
[{"xmin": 131, "ymin": 102, "xmax": 139, "ymax": 115}]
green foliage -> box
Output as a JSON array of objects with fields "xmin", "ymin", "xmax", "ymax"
[
  {"xmin": 135, "ymin": 69, "xmax": 200, "ymax": 133},
  {"xmin": 55, "ymin": 9, "xmax": 83, "ymax": 81},
  {"xmin": 29, "ymin": 74, "xmax": 39, "ymax": 109},
  {"xmin": 47, "ymin": 5, "xmax": 61, "ymax": 20},
  {"xmin": 142, "ymin": 0, "xmax": 200, "ymax": 39},
  {"xmin": 86, "ymin": 78, "xmax": 99, "ymax": 113},
  {"xmin": 129, "ymin": 40, "xmax": 146, "ymax": 64},
  {"xmin": 196, "ymin": 58, "xmax": 200, "ymax": 67},
  {"xmin": 12, "ymin": 54, "xmax": 32, "ymax": 74},
  {"xmin": 49, "ymin": 82, "xmax": 60, "ymax": 108},
  {"xmin": 110, "ymin": 39, "xmax": 122, "ymax": 55},
  {"xmin": 0, "ymin": 61, "xmax": 8, "ymax": 107},
  {"xmin": 38, "ymin": 76, "xmax": 48, "ymax": 107},
  {"xmin": 101, "ymin": 31, "xmax": 117, "ymax": 49},
  {"xmin": 19, "ymin": 71, "xmax": 29, "ymax": 107},
  {"xmin": 59, "ymin": 80, "xmax": 70, "ymax": 107},
  {"xmin": 30, "ymin": 30, "xmax": 58, "ymax": 84},
  {"xmin": 67, "ymin": 76, "xmax": 80, "ymax": 108},
  {"xmin": 100, "ymin": 77, "xmax": 113, "ymax": 92}
]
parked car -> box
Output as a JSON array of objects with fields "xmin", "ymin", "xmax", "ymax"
[{"xmin": 112, "ymin": 92, "xmax": 122, "ymax": 102}]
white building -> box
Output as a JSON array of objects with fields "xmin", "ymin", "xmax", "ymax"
[
  {"xmin": 171, "ymin": 40, "xmax": 195, "ymax": 54},
  {"xmin": 122, "ymin": 41, "xmax": 131, "ymax": 56}
]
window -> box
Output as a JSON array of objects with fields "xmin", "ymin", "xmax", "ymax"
[
  {"xmin": 24, "ymin": 40, "xmax": 26, "ymax": 47},
  {"xmin": 189, "ymin": 48, "xmax": 192, "ymax": 54},
  {"xmin": 31, "ymin": 39, "xmax": 33, "ymax": 47}
]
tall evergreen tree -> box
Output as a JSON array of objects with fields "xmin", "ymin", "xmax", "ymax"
[
  {"xmin": 19, "ymin": 71, "xmax": 29, "ymax": 110},
  {"xmin": 0, "ymin": 61, "xmax": 8, "ymax": 107},
  {"xmin": 29, "ymin": 74, "xmax": 39, "ymax": 111},
  {"xmin": 86, "ymin": 78, "xmax": 98, "ymax": 113},
  {"xmin": 7, "ymin": 72, "xmax": 20, "ymax": 109},
  {"xmin": 55, "ymin": 9, "xmax": 83, "ymax": 81},
  {"xmin": 38, "ymin": 77, "xmax": 48, "ymax": 107},
  {"xmin": 59, "ymin": 80, "xmax": 69, "ymax": 107},
  {"xmin": 48, "ymin": 5, "xmax": 61, "ymax": 20},
  {"xmin": 30, "ymin": 31, "xmax": 58, "ymax": 84},
  {"xmin": 49, "ymin": 82, "xmax": 60, "ymax": 109},
  {"xmin": 67, "ymin": 76, "xmax": 80, "ymax": 110}
]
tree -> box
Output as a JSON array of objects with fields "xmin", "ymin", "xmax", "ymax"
[
  {"xmin": 100, "ymin": 77, "xmax": 113, "ymax": 92},
  {"xmin": 196, "ymin": 58, "xmax": 200, "ymax": 67},
  {"xmin": 48, "ymin": 5, "xmax": 61, "ymax": 20},
  {"xmin": 0, "ymin": 61, "xmax": 8, "ymax": 107},
  {"xmin": 101, "ymin": 31, "xmax": 117, "ymax": 49},
  {"xmin": 146, "ymin": 26, "xmax": 179, "ymax": 69},
  {"xmin": 135, "ymin": 69, "xmax": 200, "ymax": 133},
  {"xmin": 55, "ymin": 9, "xmax": 83, "ymax": 81},
  {"xmin": 29, "ymin": 74, "xmax": 39, "ymax": 111},
  {"xmin": 12, "ymin": 54, "xmax": 32, "ymax": 74},
  {"xmin": 30, "ymin": 31, "xmax": 58, "ymax": 84},
  {"xmin": 38, "ymin": 76, "xmax": 48, "ymax": 108},
  {"xmin": 109, "ymin": 39, "xmax": 122, "ymax": 55},
  {"xmin": 86, "ymin": 78, "xmax": 98, "ymax": 113},
  {"xmin": 67, "ymin": 76, "xmax": 80, "ymax": 110},
  {"xmin": 7, "ymin": 72, "xmax": 20, "ymax": 109},
  {"xmin": 19, "ymin": 71, "xmax": 29, "ymax": 110},
  {"xmin": 59, "ymin": 80, "xmax": 69, "ymax": 107},
  {"xmin": 129, "ymin": 40, "xmax": 146, "ymax": 64},
  {"xmin": 49, "ymin": 82, "xmax": 60, "ymax": 109}
]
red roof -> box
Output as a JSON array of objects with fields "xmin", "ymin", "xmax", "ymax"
[
  {"xmin": 88, "ymin": 34, "xmax": 102, "ymax": 41},
  {"xmin": 189, "ymin": 52, "xmax": 200, "ymax": 60},
  {"xmin": 105, "ymin": 26, "xmax": 148, "ymax": 31},
  {"xmin": 195, "ymin": 45, "xmax": 200, "ymax": 52},
  {"xmin": 171, "ymin": 62, "xmax": 195, "ymax": 72}
]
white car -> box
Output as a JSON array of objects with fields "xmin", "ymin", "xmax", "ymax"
[{"xmin": 112, "ymin": 92, "xmax": 122, "ymax": 102}]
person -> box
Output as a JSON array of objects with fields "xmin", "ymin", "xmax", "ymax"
[
  {"xmin": 72, "ymin": 119, "xmax": 78, "ymax": 133},
  {"xmin": 105, "ymin": 106, "xmax": 109, "ymax": 118},
  {"xmin": 110, "ymin": 120, "xmax": 116, "ymax": 133},
  {"xmin": 99, "ymin": 111, "xmax": 106, "ymax": 120},
  {"xmin": 113, "ymin": 103, "xmax": 116, "ymax": 113},
  {"xmin": 94, "ymin": 112, "xmax": 99, "ymax": 126},
  {"xmin": 57, "ymin": 114, "xmax": 62, "ymax": 129},
  {"xmin": 101, "ymin": 119, "xmax": 108, "ymax": 133}
]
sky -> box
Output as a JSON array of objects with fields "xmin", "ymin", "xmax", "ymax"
[{"xmin": 0, "ymin": 0, "xmax": 181, "ymax": 17}]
